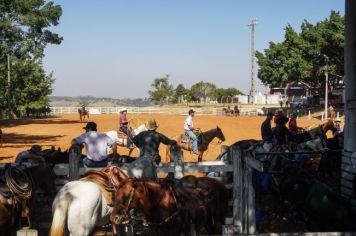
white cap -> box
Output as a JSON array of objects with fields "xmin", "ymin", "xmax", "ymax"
[{"xmin": 120, "ymin": 108, "xmax": 127, "ymax": 113}]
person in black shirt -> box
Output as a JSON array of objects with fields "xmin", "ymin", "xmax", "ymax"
[
  {"xmin": 133, "ymin": 119, "xmax": 177, "ymax": 165},
  {"xmin": 261, "ymin": 112, "xmax": 274, "ymax": 142}
]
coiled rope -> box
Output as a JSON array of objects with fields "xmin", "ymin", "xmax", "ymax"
[{"xmin": 5, "ymin": 167, "xmax": 32, "ymax": 200}]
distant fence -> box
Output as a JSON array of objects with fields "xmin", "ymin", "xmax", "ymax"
[{"xmin": 50, "ymin": 106, "xmax": 269, "ymax": 116}]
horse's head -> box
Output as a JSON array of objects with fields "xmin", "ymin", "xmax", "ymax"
[
  {"xmin": 111, "ymin": 178, "xmax": 143, "ymax": 227},
  {"xmin": 216, "ymin": 126, "xmax": 226, "ymax": 142},
  {"xmin": 324, "ymin": 119, "xmax": 336, "ymax": 132}
]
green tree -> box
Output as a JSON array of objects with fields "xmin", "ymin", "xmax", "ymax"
[
  {"xmin": 0, "ymin": 0, "xmax": 62, "ymax": 117},
  {"xmin": 213, "ymin": 87, "xmax": 242, "ymax": 103},
  {"xmin": 256, "ymin": 11, "xmax": 344, "ymax": 95},
  {"xmin": 172, "ymin": 83, "xmax": 189, "ymax": 103},
  {"xmin": 190, "ymin": 81, "xmax": 216, "ymax": 103},
  {"xmin": 148, "ymin": 75, "xmax": 173, "ymax": 104}
]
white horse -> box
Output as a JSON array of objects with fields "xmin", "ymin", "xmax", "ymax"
[
  {"xmin": 50, "ymin": 181, "xmax": 110, "ymax": 236},
  {"xmin": 106, "ymin": 124, "xmax": 147, "ymax": 156},
  {"xmin": 50, "ymin": 162, "xmax": 157, "ymax": 236}
]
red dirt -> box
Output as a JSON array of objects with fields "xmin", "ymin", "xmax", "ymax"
[{"xmin": 0, "ymin": 114, "xmax": 325, "ymax": 163}]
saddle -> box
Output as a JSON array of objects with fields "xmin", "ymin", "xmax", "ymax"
[
  {"xmin": 180, "ymin": 134, "xmax": 191, "ymax": 144},
  {"xmin": 81, "ymin": 166, "xmax": 127, "ymax": 205}
]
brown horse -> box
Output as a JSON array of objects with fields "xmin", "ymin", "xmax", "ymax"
[
  {"xmin": 24, "ymin": 165, "xmax": 56, "ymax": 225},
  {"xmin": 179, "ymin": 176, "xmax": 229, "ymax": 234},
  {"xmin": 222, "ymin": 107, "xmax": 234, "ymax": 116},
  {"xmin": 111, "ymin": 178, "xmax": 213, "ymax": 235},
  {"xmin": 111, "ymin": 178, "xmax": 183, "ymax": 236},
  {"xmin": 166, "ymin": 126, "xmax": 225, "ymax": 162},
  {"xmin": 305, "ymin": 119, "xmax": 335, "ymax": 140},
  {"xmin": 78, "ymin": 108, "xmax": 89, "ymax": 121}
]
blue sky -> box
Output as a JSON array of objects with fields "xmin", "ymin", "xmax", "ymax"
[{"xmin": 43, "ymin": 0, "xmax": 344, "ymax": 98}]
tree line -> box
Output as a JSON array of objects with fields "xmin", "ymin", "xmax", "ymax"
[
  {"xmin": 0, "ymin": 0, "xmax": 62, "ymax": 118},
  {"xmin": 149, "ymin": 75, "xmax": 243, "ymax": 104},
  {"xmin": 256, "ymin": 11, "xmax": 344, "ymax": 96}
]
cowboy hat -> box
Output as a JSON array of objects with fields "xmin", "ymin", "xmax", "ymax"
[
  {"xmin": 83, "ymin": 121, "xmax": 97, "ymax": 131},
  {"xmin": 120, "ymin": 108, "xmax": 127, "ymax": 113},
  {"xmin": 145, "ymin": 119, "xmax": 159, "ymax": 130}
]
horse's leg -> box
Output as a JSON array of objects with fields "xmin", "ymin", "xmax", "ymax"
[
  {"xmin": 165, "ymin": 145, "xmax": 171, "ymax": 162},
  {"xmin": 198, "ymin": 151, "xmax": 204, "ymax": 162},
  {"xmin": 128, "ymin": 147, "xmax": 134, "ymax": 156}
]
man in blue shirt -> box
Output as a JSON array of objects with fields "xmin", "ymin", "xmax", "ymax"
[{"xmin": 261, "ymin": 112, "xmax": 274, "ymax": 142}]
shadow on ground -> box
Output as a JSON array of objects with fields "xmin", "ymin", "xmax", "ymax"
[
  {"xmin": 2, "ymin": 132, "xmax": 65, "ymax": 145},
  {"xmin": 0, "ymin": 117, "xmax": 82, "ymax": 127}
]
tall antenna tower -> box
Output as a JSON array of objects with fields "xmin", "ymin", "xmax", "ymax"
[{"xmin": 248, "ymin": 18, "xmax": 257, "ymax": 104}]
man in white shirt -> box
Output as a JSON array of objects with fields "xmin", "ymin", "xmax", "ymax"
[
  {"xmin": 72, "ymin": 122, "xmax": 118, "ymax": 167},
  {"xmin": 184, "ymin": 109, "xmax": 198, "ymax": 154}
]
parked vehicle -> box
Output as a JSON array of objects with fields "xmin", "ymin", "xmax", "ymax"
[{"xmin": 291, "ymin": 98, "xmax": 310, "ymax": 108}]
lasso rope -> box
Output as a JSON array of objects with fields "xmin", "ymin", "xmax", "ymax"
[{"xmin": 5, "ymin": 167, "xmax": 32, "ymax": 200}]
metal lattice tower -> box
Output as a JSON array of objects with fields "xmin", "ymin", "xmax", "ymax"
[{"xmin": 248, "ymin": 18, "xmax": 257, "ymax": 104}]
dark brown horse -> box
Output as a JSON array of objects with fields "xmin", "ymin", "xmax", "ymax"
[
  {"xmin": 167, "ymin": 126, "xmax": 226, "ymax": 162},
  {"xmin": 179, "ymin": 176, "xmax": 229, "ymax": 234},
  {"xmin": 24, "ymin": 165, "xmax": 56, "ymax": 225},
  {"xmin": 111, "ymin": 176, "xmax": 228, "ymax": 235},
  {"xmin": 78, "ymin": 108, "xmax": 89, "ymax": 121}
]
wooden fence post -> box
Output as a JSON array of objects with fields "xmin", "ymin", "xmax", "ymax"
[
  {"xmin": 171, "ymin": 146, "xmax": 184, "ymax": 179},
  {"xmin": 246, "ymin": 158, "xmax": 256, "ymax": 234},
  {"xmin": 231, "ymin": 146, "xmax": 242, "ymax": 233},
  {"xmin": 69, "ymin": 144, "xmax": 81, "ymax": 181}
]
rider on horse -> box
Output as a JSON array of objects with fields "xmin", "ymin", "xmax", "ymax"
[
  {"xmin": 184, "ymin": 109, "xmax": 199, "ymax": 154},
  {"xmin": 288, "ymin": 110, "xmax": 302, "ymax": 135},
  {"xmin": 119, "ymin": 108, "xmax": 133, "ymax": 148}
]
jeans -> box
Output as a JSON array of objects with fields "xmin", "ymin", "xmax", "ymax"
[
  {"xmin": 120, "ymin": 126, "xmax": 133, "ymax": 148},
  {"xmin": 83, "ymin": 157, "xmax": 109, "ymax": 168},
  {"xmin": 186, "ymin": 130, "xmax": 198, "ymax": 152}
]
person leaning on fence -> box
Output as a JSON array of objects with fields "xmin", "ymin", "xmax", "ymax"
[
  {"xmin": 119, "ymin": 107, "xmax": 133, "ymax": 148},
  {"xmin": 72, "ymin": 121, "xmax": 119, "ymax": 168},
  {"xmin": 261, "ymin": 112, "xmax": 274, "ymax": 142},
  {"xmin": 15, "ymin": 144, "xmax": 45, "ymax": 164},
  {"xmin": 184, "ymin": 109, "xmax": 199, "ymax": 154}
]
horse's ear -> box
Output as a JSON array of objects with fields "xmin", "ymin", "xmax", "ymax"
[
  {"xmin": 51, "ymin": 146, "xmax": 55, "ymax": 151},
  {"xmin": 58, "ymin": 147, "xmax": 61, "ymax": 152}
]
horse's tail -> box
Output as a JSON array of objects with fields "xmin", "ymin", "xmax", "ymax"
[{"xmin": 50, "ymin": 193, "xmax": 71, "ymax": 236}]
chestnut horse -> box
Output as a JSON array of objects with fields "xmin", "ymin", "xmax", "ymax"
[
  {"xmin": 111, "ymin": 177, "xmax": 228, "ymax": 235},
  {"xmin": 167, "ymin": 126, "xmax": 226, "ymax": 162}
]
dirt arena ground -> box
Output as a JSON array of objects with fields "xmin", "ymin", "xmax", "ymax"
[{"xmin": 0, "ymin": 114, "xmax": 326, "ymax": 163}]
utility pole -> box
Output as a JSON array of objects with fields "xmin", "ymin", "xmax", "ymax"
[
  {"xmin": 324, "ymin": 54, "xmax": 329, "ymax": 120},
  {"xmin": 248, "ymin": 18, "xmax": 257, "ymax": 104},
  {"xmin": 7, "ymin": 53, "xmax": 12, "ymax": 119}
]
